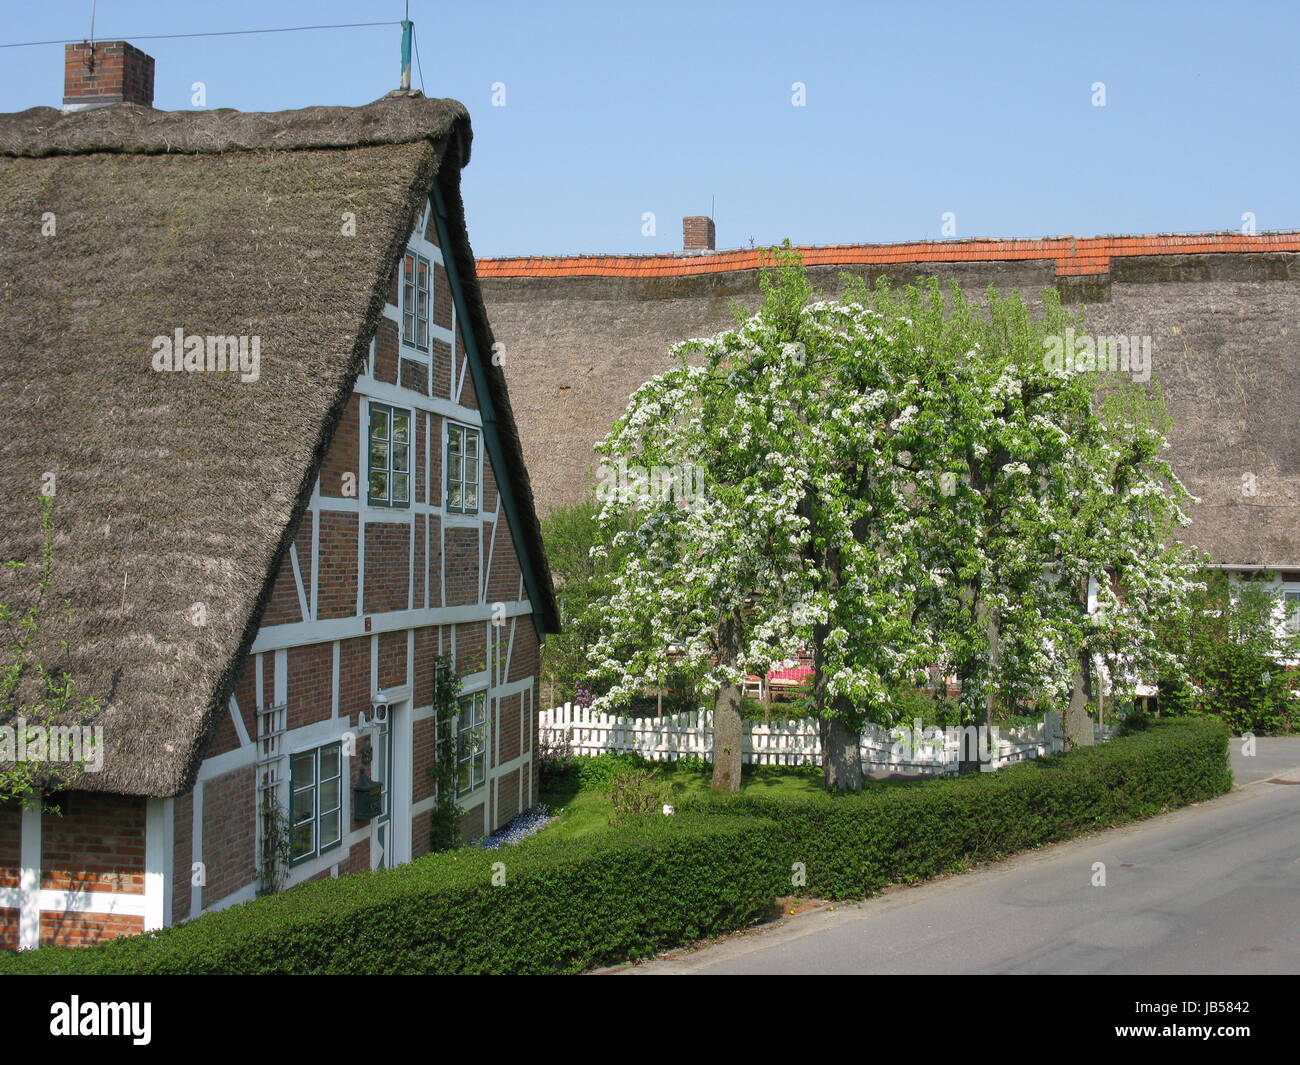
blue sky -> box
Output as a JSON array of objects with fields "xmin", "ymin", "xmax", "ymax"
[{"xmin": 3, "ymin": 1, "xmax": 1297, "ymax": 257}]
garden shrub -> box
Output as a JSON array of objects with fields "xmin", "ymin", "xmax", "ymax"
[
  {"xmin": 681, "ymin": 718, "xmax": 1231, "ymax": 900},
  {"xmin": 0, "ymin": 815, "xmax": 782, "ymax": 975}
]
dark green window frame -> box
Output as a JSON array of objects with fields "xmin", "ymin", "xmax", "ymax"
[
  {"xmin": 445, "ymin": 422, "xmax": 480, "ymax": 514},
  {"xmin": 402, "ymin": 251, "xmax": 431, "ymax": 352},
  {"xmin": 455, "ymin": 691, "xmax": 488, "ymax": 797},
  {"xmin": 368, "ymin": 402, "xmax": 412, "ymax": 508},
  {"xmin": 288, "ymin": 741, "xmax": 343, "ymax": 865}
]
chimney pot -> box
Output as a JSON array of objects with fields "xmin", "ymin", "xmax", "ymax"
[
  {"xmin": 683, "ymin": 216, "xmax": 716, "ymax": 254},
  {"xmin": 63, "ymin": 41, "xmax": 155, "ymax": 112}
]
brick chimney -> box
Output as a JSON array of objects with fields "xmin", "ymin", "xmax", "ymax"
[
  {"xmin": 683, "ymin": 216, "xmax": 716, "ymax": 254},
  {"xmin": 63, "ymin": 41, "xmax": 155, "ymax": 112}
]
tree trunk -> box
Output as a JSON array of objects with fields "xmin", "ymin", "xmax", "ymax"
[
  {"xmin": 820, "ymin": 707, "xmax": 863, "ymax": 792},
  {"xmin": 711, "ymin": 612, "xmax": 744, "ymax": 793},
  {"xmin": 711, "ymin": 682, "xmax": 744, "ymax": 792},
  {"xmin": 957, "ymin": 590, "xmax": 998, "ymax": 773},
  {"xmin": 1064, "ymin": 648, "xmax": 1095, "ymax": 749}
]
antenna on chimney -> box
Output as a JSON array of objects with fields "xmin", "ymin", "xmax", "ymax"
[
  {"xmin": 87, "ymin": 0, "xmax": 97, "ymax": 72},
  {"xmin": 399, "ymin": 3, "xmax": 413, "ymax": 90}
]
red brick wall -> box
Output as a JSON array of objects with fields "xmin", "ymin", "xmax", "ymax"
[
  {"xmin": 429, "ymin": 412, "xmax": 444, "ymax": 503},
  {"xmin": 444, "ymin": 527, "xmax": 479, "ymax": 606},
  {"xmin": 486, "ymin": 517, "xmax": 522, "ymax": 602},
  {"xmin": 41, "ymin": 911, "xmax": 144, "ymax": 948},
  {"xmin": 41, "ymin": 792, "xmax": 145, "ymax": 894},
  {"xmin": 202, "ymin": 696, "xmax": 242, "ymax": 759},
  {"xmin": 363, "ymin": 522, "xmax": 411, "ymax": 613},
  {"xmin": 432, "ymin": 339, "xmax": 452, "ymax": 399},
  {"xmin": 377, "ymin": 630, "xmax": 408, "ymax": 690},
  {"xmin": 342, "ymin": 837, "xmax": 370, "ymax": 874},
  {"xmin": 374, "ymin": 318, "xmax": 400, "ymax": 385},
  {"xmin": 230, "ymin": 655, "xmax": 259, "ymax": 741},
  {"xmin": 411, "ymin": 809, "xmax": 432, "ymax": 859},
  {"xmin": 338, "ymin": 636, "xmax": 371, "ymax": 725},
  {"xmin": 459, "ymin": 361, "xmax": 479, "ymax": 410},
  {"xmin": 497, "ymin": 693, "xmax": 521, "ymax": 764},
  {"xmin": 413, "ymin": 515, "xmax": 426, "ymax": 609},
  {"xmin": 415, "ymin": 411, "xmax": 428, "ymax": 505},
  {"xmin": 0, "ymin": 802, "xmax": 21, "ymax": 889},
  {"xmin": 482, "ymin": 450, "xmax": 500, "ymax": 514},
  {"xmin": 413, "ymin": 625, "xmax": 437, "ymax": 708},
  {"xmin": 455, "ymin": 623, "xmax": 487, "ymax": 677},
  {"xmin": 508, "ymin": 621, "xmax": 539, "ymax": 684},
  {"xmin": 498, "ymin": 768, "xmax": 520, "ymax": 821},
  {"xmin": 413, "ymin": 716, "xmax": 437, "ymax": 805},
  {"xmin": 201, "ymin": 767, "xmax": 256, "ymax": 910},
  {"xmin": 320, "ymin": 394, "xmax": 360, "ymax": 499},
  {"xmin": 172, "ymin": 791, "xmax": 193, "ymax": 925},
  {"xmin": 287, "ymin": 642, "xmax": 333, "ymax": 730},
  {"xmin": 318, "ymin": 513, "xmax": 359, "ymax": 618},
  {"xmin": 434, "ymin": 262, "xmax": 452, "ymax": 329},
  {"xmin": 427, "ymin": 514, "xmax": 443, "ymax": 605},
  {"xmin": 0, "ymin": 909, "xmax": 16, "ymax": 950},
  {"xmin": 458, "ymin": 803, "xmax": 484, "ymax": 839},
  {"xmin": 261, "ymin": 551, "xmax": 304, "ymax": 626}
]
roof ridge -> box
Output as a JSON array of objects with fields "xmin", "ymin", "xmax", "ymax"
[
  {"xmin": 475, "ymin": 231, "xmax": 1300, "ymax": 279},
  {"xmin": 0, "ymin": 94, "xmax": 470, "ymax": 159}
]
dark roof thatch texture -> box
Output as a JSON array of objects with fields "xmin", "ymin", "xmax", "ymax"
[
  {"xmin": 481, "ymin": 253, "xmax": 1300, "ymax": 569},
  {"xmin": 0, "ymin": 95, "xmax": 555, "ymax": 797}
]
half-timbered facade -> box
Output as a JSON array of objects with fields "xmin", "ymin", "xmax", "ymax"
[{"xmin": 0, "ymin": 43, "xmax": 558, "ymax": 949}]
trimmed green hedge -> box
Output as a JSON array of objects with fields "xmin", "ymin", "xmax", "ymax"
[
  {"xmin": 0, "ymin": 815, "xmax": 782, "ymax": 975},
  {"xmin": 1, "ymin": 719, "xmax": 1230, "ymax": 973},
  {"xmin": 681, "ymin": 718, "xmax": 1232, "ymax": 900}
]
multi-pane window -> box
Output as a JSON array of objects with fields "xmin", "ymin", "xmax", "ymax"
[
  {"xmin": 456, "ymin": 691, "xmax": 488, "ymax": 796},
  {"xmin": 289, "ymin": 742, "xmax": 343, "ymax": 863},
  {"xmin": 1285, "ymin": 591, "xmax": 1300, "ymax": 633},
  {"xmin": 368, "ymin": 403, "xmax": 412, "ymax": 507},
  {"xmin": 446, "ymin": 423, "xmax": 480, "ymax": 514},
  {"xmin": 402, "ymin": 251, "xmax": 431, "ymax": 352}
]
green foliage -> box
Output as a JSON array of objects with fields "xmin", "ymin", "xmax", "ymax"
[
  {"xmin": 607, "ymin": 767, "xmax": 672, "ymax": 821},
  {"xmin": 0, "ymin": 495, "xmax": 100, "ymax": 806},
  {"xmin": 539, "ymin": 497, "xmax": 632, "ymax": 702},
  {"xmin": 0, "ymin": 815, "xmax": 782, "ymax": 975},
  {"xmin": 427, "ymin": 656, "xmax": 464, "ymax": 852},
  {"xmin": 575, "ymin": 751, "xmax": 653, "ymax": 790},
  {"xmin": 681, "ymin": 719, "xmax": 1230, "ymax": 900},
  {"xmin": 256, "ymin": 795, "xmax": 292, "ymax": 897},
  {"xmin": 1157, "ymin": 572, "xmax": 1300, "ymax": 734}
]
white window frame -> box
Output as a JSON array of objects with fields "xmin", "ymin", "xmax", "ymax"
[
  {"xmin": 445, "ymin": 421, "xmax": 481, "ymax": 514},
  {"xmin": 401, "ymin": 250, "xmax": 432, "ymax": 353},
  {"xmin": 455, "ymin": 690, "xmax": 489, "ymax": 797},
  {"xmin": 288, "ymin": 741, "xmax": 344, "ymax": 865}
]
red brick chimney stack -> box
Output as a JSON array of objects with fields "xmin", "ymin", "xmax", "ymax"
[
  {"xmin": 62, "ymin": 41, "xmax": 155, "ymax": 112},
  {"xmin": 683, "ymin": 216, "xmax": 716, "ymax": 254}
]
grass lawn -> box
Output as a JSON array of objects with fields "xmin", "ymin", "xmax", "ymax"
[{"xmin": 535, "ymin": 760, "xmax": 832, "ymax": 842}]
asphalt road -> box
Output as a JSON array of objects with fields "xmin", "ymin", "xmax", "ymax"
[{"xmin": 627, "ymin": 737, "xmax": 1300, "ymax": 975}]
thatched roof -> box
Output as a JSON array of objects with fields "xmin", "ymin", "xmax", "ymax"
[
  {"xmin": 0, "ymin": 93, "xmax": 557, "ymax": 798},
  {"xmin": 480, "ymin": 242, "xmax": 1300, "ymax": 569}
]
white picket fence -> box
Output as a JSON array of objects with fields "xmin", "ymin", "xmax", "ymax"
[{"xmin": 539, "ymin": 703, "xmax": 1117, "ymax": 777}]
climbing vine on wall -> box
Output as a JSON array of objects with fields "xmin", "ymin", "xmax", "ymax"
[{"xmin": 428, "ymin": 654, "xmax": 464, "ymax": 853}]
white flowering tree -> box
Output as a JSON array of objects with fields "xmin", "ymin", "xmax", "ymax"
[
  {"xmin": 849, "ymin": 278, "xmax": 1202, "ymax": 761},
  {"xmin": 586, "ymin": 253, "xmax": 937, "ymax": 792},
  {"xmin": 587, "ymin": 257, "xmax": 1201, "ymax": 791}
]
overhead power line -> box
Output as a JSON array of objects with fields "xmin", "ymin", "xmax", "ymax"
[{"xmin": 0, "ymin": 21, "xmax": 402, "ymax": 49}]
